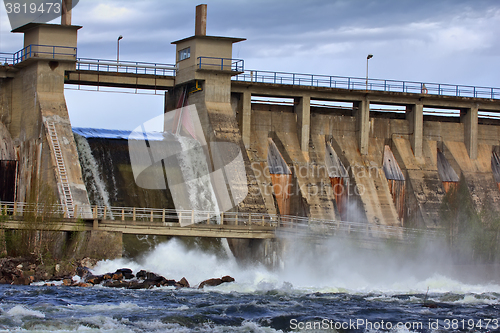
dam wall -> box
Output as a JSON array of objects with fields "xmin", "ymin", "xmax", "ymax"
[{"xmin": 231, "ymin": 92, "xmax": 500, "ymax": 235}]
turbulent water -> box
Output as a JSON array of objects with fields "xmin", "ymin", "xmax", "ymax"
[
  {"xmin": 1, "ymin": 238, "xmax": 499, "ymax": 333},
  {"xmin": 62, "ymin": 128, "xmax": 500, "ymax": 332}
]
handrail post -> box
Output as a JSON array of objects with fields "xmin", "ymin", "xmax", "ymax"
[
  {"xmin": 220, "ymin": 212, "xmax": 224, "ymax": 225},
  {"xmin": 103, "ymin": 206, "xmax": 107, "ymax": 220},
  {"xmin": 93, "ymin": 206, "xmax": 98, "ymax": 230},
  {"xmin": 13, "ymin": 202, "xmax": 17, "ymax": 216},
  {"xmin": 150, "ymin": 210, "xmax": 154, "ymax": 222},
  {"xmin": 162, "ymin": 209, "xmax": 165, "ymax": 223},
  {"xmin": 235, "ymin": 212, "xmax": 238, "ymax": 226},
  {"xmin": 132, "ymin": 207, "xmax": 136, "ymax": 222},
  {"xmin": 74, "ymin": 204, "xmax": 78, "ymax": 219},
  {"xmin": 261, "ymin": 215, "xmax": 265, "ymax": 226},
  {"xmin": 248, "ymin": 213, "xmax": 252, "ymax": 225},
  {"xmin": 191, "ymin": 210, "xmax": 194, "ymax": 224},
  {"xmin": 122, "ymin": 209, "xmax": 125, "ymax": 221}
]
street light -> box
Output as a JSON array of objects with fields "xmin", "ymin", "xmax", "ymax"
[
  {"xmin": 117, "ymin": 35, "xmax": 123, "ymax": 63},
  {"xmin": 366, "ymin": 54, "xmax": 373, "ymax": 90}
]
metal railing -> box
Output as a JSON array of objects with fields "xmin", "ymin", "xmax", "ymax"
[
  {"xmin": 197, "ymin": 56, "xmax": 244, "ymax": 72},
  {"xmin": 0, "ymin": 52, "xmax": 15, "ymax": 65},
  {"xmin": 234, "ymin": 70, "xmax": 500, "ymax": 100},
  {"xmin": 2, "ymin": 47, "xmax": 497, "ymax": 100},
  {"xmin": 0, "ymin": 201, "xmax": 443, "ymax": 241},
  {"xmin": 7, "ymin": 44, "xmax": 77, "ymax": 64},
  {"xmin": 76, "ymin": 58, "xmax": 176, "ymax": 76}
]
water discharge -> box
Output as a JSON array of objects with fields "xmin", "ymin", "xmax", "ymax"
[
  {"xmin": 74, "ymin": 133, "xmax": 113, "ymax": 209},
  {"xmin": 92, "ymin": 237, "xmax": 500, "ymax": 295}
]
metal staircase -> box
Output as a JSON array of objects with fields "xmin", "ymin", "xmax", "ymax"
[{"xmin": 45, "ymin": 121, "xmax": 74, "ymax": 217}]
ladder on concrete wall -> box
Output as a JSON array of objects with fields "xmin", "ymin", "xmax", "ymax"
[{"xmin": 45, "ymin": 121, "xmax": 74, "ymax": 218}]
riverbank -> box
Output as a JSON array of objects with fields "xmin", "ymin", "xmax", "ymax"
[
  {"xmin": 0, "ymin": 256, "xmax": 97, "ymax": 285},
  {"xmin": 0, "ymin": 256, "xmax": 235, "ymax": 290}
]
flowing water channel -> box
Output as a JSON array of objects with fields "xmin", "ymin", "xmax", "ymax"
[{"xmin": 1, "ymin": 237, "xmax": 499, "ymax": 332}]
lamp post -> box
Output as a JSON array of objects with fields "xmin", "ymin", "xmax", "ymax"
[
  {"xmin": 117, "ymin": 35, "xmax": 123, "ymax": 63},
  {"xmin": 366, "ymin": 54, "xmax": 373, "ymax": 90}
]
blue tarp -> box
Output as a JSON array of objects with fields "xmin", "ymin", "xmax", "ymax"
[{"xmin": 72, "ymin": 127, "xmax": 165, "ymax": 141}]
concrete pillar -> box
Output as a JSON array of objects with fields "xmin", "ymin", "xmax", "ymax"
[
  {"xmin": 406, "ymin": 102, "xmax": 423, "ymax": 158},
  {"xmin": 61, "ymin": 0, "xmax": 72, "ymax": 25},
  {"xmin": 241, "ymin": 91, "xmax": 252, "ymax": 148},
  {"xmin": 294, "ymin": 95, "xmax": 310, "ymax": 152},
  {"xmin": 353, "ymin": 97, "xmax": 370, "ymax": 155},
  {"xmin": 461, "ymin": 105, "xmax": 478, "ymax": 160},
  {"xmin": 195, "ymin": 4, "xmax": 207, "ymax": 36}
]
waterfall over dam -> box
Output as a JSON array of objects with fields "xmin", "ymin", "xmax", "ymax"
[{"xmin": 73, "ymin": 128, "xmax": 174, "ymax": 210}]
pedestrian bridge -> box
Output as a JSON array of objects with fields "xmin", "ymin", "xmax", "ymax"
[
  {"xmin": 0, "ymin": 202, "xmax": 442, "ymax": 243},
  {"xmin": 2, "ymin": 46, "xmax": 499, "ymax": 99}
]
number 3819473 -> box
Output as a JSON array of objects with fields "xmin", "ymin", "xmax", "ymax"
[{"xmin": 5, "ymin": 2, "xmax": 61, "ymax": 14}]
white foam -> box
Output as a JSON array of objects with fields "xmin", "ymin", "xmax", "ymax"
[
  {"xmin": 68, "ymin": 302, "xmax": 144, "ymax": 312},
  {"xmin": 91, "ymin": 237, "xmax": 500, "ymax": 299},
  {"xmin": 6, "ymin": 305, "xmax": 45, "ymax": 318},
  {"xmin": 74, "ymin": 134, "xmax": 113, "ymax": 212}
]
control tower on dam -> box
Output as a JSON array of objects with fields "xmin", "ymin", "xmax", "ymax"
[{"xmin": 1, "ymin": 3, "xmax": 500, "ymax": 263}]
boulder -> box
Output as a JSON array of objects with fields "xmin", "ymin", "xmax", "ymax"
[
  {"xmin": 76, "ymin": 267, "xmax": 92, "ymax": 279},
  {"xmin": 102, "ymin": 273, "xmax": 113, "ymax": 280},
  {"xmin": 135, "ymin": 270, "xmax": 165, "ymax": 283},
  {"xmin": 136, "ymin": 270, "xmax": 148, "ymax": 280},
  {"xmin": 198, "ymin": 276, "xmax": 235, "ymax": 289},
  {"xmin": 12, "ymin": 276, "xmax": 31, "ymax": 285},
  {"xmin": 103, "ymin": 280, "xmax": 130, "ymax": 288},
  {"xmin": 112, "ymin": 273, "xmax": 123, "ymax": 280},
  {"xmin": 175, "ymin": 277, "xmax": 190, "ymax": 288},
  {"xmin": 127, "ymin": 280, "xmax": 152, "ymax": 289},
  {"xmin": 162, "ymin": 279, "xmax": 177, "ymax": 287},
  {"xmin": 115, "ymin": 268, "xmax": 134, "ymax": 279},
  {"xmin": 79, "ymin": 257, "xmax": 98, "ymax": 269},
  {"xmin": 62, "ymin": 278, "xmax": 73, "ymax": 286},
  {"xmin": 85, "ymin": 275, "xmax": 104, "ymax": 285}
]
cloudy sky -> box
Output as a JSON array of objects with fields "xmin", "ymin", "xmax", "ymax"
[{"xmin": 1, "ymin": 0, "xmax": 499, "ymax": 130}]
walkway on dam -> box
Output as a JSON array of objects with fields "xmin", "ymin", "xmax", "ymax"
[
  {"xmin": 1, "ymin": 49, "xmax": 499, "ymax": 99},
  {"xmin": 0, "ymin": 201, "xmax": 442, "ymax": 243}
]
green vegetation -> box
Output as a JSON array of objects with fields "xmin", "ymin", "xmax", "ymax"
[
  {"xmin": 3, "ymin": 184, "xmax": 65, "ymax": 263},
  {"xmin": 440, "ymin": 178, "xmax": 500, "ymax": 264}
]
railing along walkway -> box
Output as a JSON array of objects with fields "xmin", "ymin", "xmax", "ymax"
[
  {"xmin": 2, "ymin": 45, "xmax": 498, "ymax": 100},
  {"xmin": 76, "ymin": 58, "xmax": 176, "ymax": 76},
  {"xmin": 233, "ymin": 70, "xmax": 500, "ymax": 100},
  {"xmin": 0, "ymin": 202, "xmax": 443, "ymax": 242}
]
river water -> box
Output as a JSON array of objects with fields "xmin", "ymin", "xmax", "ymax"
[{"xmin": 0, "ymin": 238, "xmax": 499, "ymax": 332}]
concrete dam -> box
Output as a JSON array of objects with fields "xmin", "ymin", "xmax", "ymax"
[{"xmin": 1, "ymin": 4, "xmax": 500, "ymax": 264}]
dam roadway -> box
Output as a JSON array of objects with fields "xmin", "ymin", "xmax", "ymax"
[{"xmin": 0, "ymin": 202, "xmax": 442, "ymax": 243}]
